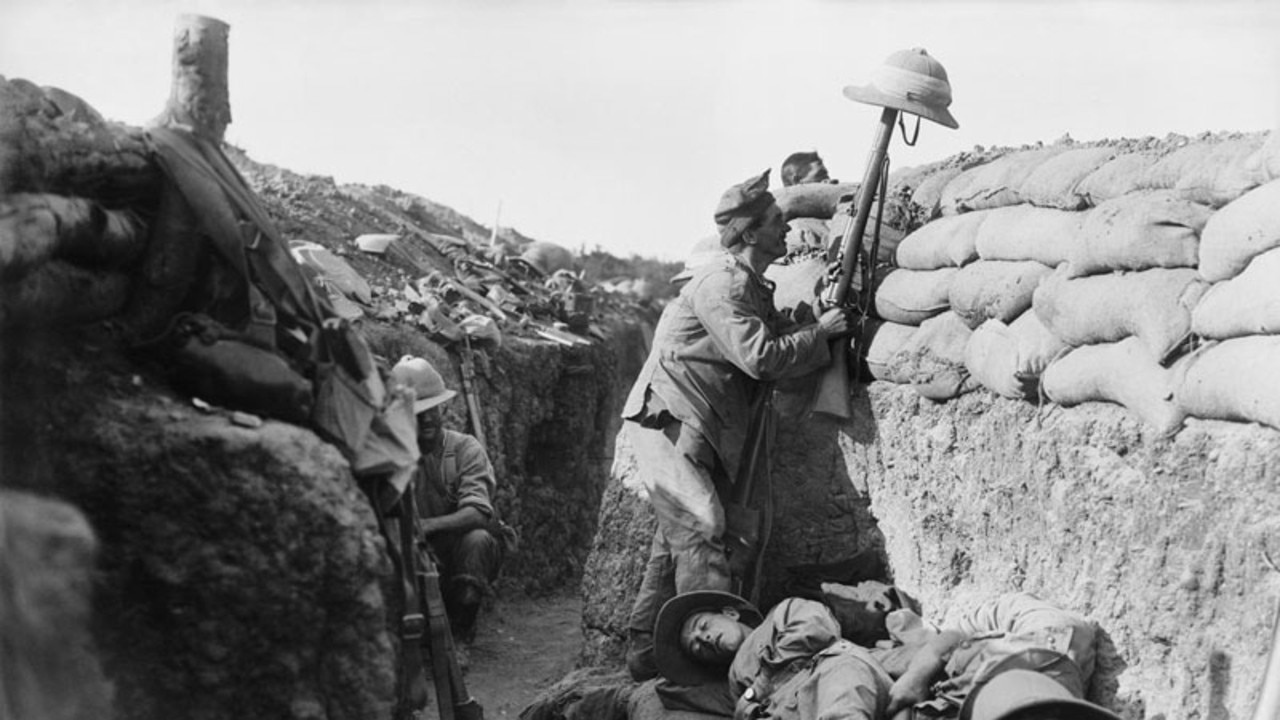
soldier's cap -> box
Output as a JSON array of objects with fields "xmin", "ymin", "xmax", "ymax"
[
  {"xmin": 653, "ymin": 590, "xmax": 763, "ymax": 686},
  {"xmin": 714, "ymin": 169, "xmax": 776, "ymax": 248}
]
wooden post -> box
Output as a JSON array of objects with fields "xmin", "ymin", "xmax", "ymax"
[{"xmin": 152, "ymin": 14, "xmax": 231, "ymax": 141}]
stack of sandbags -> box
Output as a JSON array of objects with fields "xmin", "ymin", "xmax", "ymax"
[{"xmin": 1176, "ymin": 176, "xmax": 1280, "ymax": 430}]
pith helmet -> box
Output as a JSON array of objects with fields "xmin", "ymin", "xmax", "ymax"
[
  {"xmin": 843, "ymin": 47, "xmax": 959, "ymax": 129},
  {"xmin": 963, "ymin": 669, "xmax": 1122, "ymax": 720},
  {"xmin": 390, "ymin": 355, "xmax": 457, "ymax": 414},
  {"xmin": 512, "ymin": 241, "xmax": 575, "ymax": 278}
]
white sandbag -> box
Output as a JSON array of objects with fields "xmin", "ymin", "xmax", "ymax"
[
  {"xmin": 885, "ymin": 311, "xmax": 976, "ymax": 400},
  {"xmin": 1042, "ymin": 337, "xmax": 1185, "ymax": 436},
  {"xmin": 1140, "ymin": 136, "xmax": 1267, "ymax": 207},
  {"xmin": 1174, "ymin": 336, "xmax": 1280, "ymax": 430},
  {"xmin": 1173, "ymin": 136, "xmax": 1268, "ymax": 207},
  {"xmin": 875, "ymin": 267, "xmax": 957, "ymax": 325},
  {"xmin": 785, "ymin": 217, "xmax": 830, "ymax": 256},
  {"xmin": 1244, "ymin": 130, "xmax": 1279, "ymax": 183},
  {"xmin": 943, "ymin": 147, "xmax": 1070, "ymax": 213},
  {"xmin": 965, "ymin": 319, "xmax": 1033, "ymax": 400},
  {"xmin": 949, "ymin": 260, "xmax": 1053, "ymax": 329},
  {"xmin": 1018, "ymin": 146, "xmax": 1117, "ymax": 211},
  {"xmin": 774, "ymin": 182, "xmax": 860, "ymax": 221},
  {"xmin": 974, "ymin": 205, "xmax": 1087, "ymax": 266},
  {"xmin": 766, "ymin": 255, "xmax": 827, "ymax": 318},
  {"xmin": 1191, "ymin": 246, "xmax": 1280, "ymax": 340},
  {"xmin": 964, "ymin": 311, "xmax": 1068, "ymax": 401},
  {"xmin": 1032, "ymin": 265, "xmax": 1208, "ymax": 363},
  {"xmin": 864, "ymin": 321, "xmax": 918, "ymax": 382},
  {"xmin": 1064, "ymin": 190, "xmax": 1211, "ymax": 278},
  {"xmin": 911, "ymin": 166, "xmax": 963, "ymax": 219},
  {"xmin": 1197, "ymin": 178, "xmax": 1280, "ymax": 282},
  {"xmin": 1077, "ymin": 152, "xmax": 1162, "ymax": 204},
  {"xmin": 895, "ymin": 212, "xmax": 989, "ymax": 270}
]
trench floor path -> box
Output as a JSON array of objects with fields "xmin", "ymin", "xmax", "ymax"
[{"xmin": 422, "ymin": 589, "xmax": 583, "ymax": 719}]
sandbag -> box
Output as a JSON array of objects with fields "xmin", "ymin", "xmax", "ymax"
[
  {"xmin": 973, "ymin": 205, "xmax": 1087, "ymax": 266},
  {"xmin": 949, "ymin": 260, "xmax": 1053, "ymax": 329},
  {"xmin": 885, "ymin": 311, "xmax": 975, "ymax": 401},
  {"xmin": 766, "ymin": 255, "xmax": 827, "ymax": 318},
  {"xmin": 1244, "ymin": 130, "xmax": 1279, "ymax": 183},
  {"xmin": 1032, "ymin": 266, "xmax": 1208, "ymax": 364},
  {"xmin": 965, "ymin": 319, "xmax": 1033, "ymax": 400},
  {"xmin": 1191, "ymin": 247, "xmax": 1280, "ymax": 340},
  {"xmin": 1141, "ymin": 136, "xmax": 1267, "ymax": 206},
  {"xmin": 1064, "ymin": 190, "xmax": 1211, "ymax": 278},
  {"xmin": 1042, "ymin": 337, "xmax": 1185, "ymax": 436},
  {"xmin": 1197, "ymin": 178, "xmax": 1280, "ymax": 282},
  {"xmin": 875, "ymin": 267, "xmax": 957, "ymax": 325},
  {"xmin": 774, "ymin": 182, "xmax": 860, "ymax": 221},
  {"xmin": 895, "ymin": 212, "xmax": 988, "ymax": 270},
  {"xmin": 784, "ymin": 217, "xmax": 830, "ymax": 256},
  {"xmin": 1076, "ymin": 152, "xmax": 1162, "ymax": 204},
  {"xmin": 1018, "ymin": 146, "xmax": 1117, "ymax": 211},
  {"xmin": 910, "ymin": 166, "xmax": 963, "ymax": 219},
  {"xmin": 965, "ymin": 311, "xmax": 1069, "ymax": 401},
  {"xmin": 864, "ymin": 321, "xmax": 918, "ymax": 383},
  {"xmin": 1174, "ymin": 336, "xmax": 1280, "ymax": 431},
  {"xmin": 942, "ymin": 147, "xmax": 1069, "ymax": 213}
]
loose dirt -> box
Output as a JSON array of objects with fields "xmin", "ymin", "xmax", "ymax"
[{"xmin": 421, "ymin": 590, "xmax": 583, "ymax": 719}]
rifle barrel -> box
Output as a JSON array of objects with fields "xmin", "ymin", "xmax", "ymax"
[{"xmin": 828, "ymin": 106, "xmax": 899, "ymax": 306}]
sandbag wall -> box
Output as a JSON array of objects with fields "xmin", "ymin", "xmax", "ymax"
[{"xmin": 868, "ymin": 132, "xmax": 1280, "ymax": 436}]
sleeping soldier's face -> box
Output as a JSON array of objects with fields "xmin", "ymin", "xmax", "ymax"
[{"xmin": 680, "ymin": 608, "xmax": 748, "ymax": 664}]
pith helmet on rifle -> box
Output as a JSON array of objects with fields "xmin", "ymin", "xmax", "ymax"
[{"xmin": 842, "ymin": 47, "xmax": 959, "ymax": 129}]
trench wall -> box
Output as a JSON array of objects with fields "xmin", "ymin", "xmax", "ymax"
[{"xmin": 583, "ymin": 382, "xmax": 1280, "ymax": 719}]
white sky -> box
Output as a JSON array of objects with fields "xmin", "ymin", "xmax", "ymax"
[{"xmin": 4, "ymin": 0, "xmax": 1279, "ymax": 261}]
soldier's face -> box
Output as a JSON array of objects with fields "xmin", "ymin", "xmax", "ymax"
[
  {"xmin": 797, "ymin": 160, "xmax": 832, "ymax": 184},
  {"xmin": 416, "ymin": 406, "xmax": 443, "ymax": 450},
  {"xmin": 749, "ymin": 205, "xmax": 789, "ymax": 261}
]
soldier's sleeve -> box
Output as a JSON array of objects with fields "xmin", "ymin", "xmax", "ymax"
[
  {"xmin": 452, "ymin": 434, "xmax": 497, "ymax": 518},
  {"xmin": 689, "ymin": 271, "xmax": 831, "ymax": 381}
]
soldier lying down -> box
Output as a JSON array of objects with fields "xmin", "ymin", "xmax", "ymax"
[{"xmin": 648, "ymin": 587, "xmax": 1123, "ymax": 720}]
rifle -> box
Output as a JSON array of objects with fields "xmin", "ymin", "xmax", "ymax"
[
  {"xmin": 396, "ymin": 488, "xmax": 484, "ymax": 720},
  {"xmin": 811, "ymin": 107, "xmax": 901, "ymax": 419},
  {"xmin": 458, "ymin": 336, "xmax": 487, "ymax": 448},
  {"xmin": 723, "ymin": 382, "xmax": 775, "ymax": 605}
]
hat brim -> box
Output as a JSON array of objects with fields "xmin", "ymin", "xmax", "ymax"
[
  {"xmin": 653, "ymin": 591, "xmax": 763, "ymax": 686},
  {"xmin": 842, "ymin": 84, "xmax": 959, "ymax": 130},
  {"xmin": 413, "ymin": 389, "xmax": 456, "ymax": 414}
]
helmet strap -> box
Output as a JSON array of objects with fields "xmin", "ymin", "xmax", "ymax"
[{"xmin": 898, "ymin": 113, "xmax": 922, "ymax": 146}]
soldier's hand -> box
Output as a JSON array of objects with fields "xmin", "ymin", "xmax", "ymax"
[{"xmin": 817, "ymin": 307, "xmax": 853, "ymax": 338}]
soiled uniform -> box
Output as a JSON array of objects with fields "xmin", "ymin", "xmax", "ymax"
[
  {"xmin": 729, "ymin": 598, "xmax": 893, "ymax": 720},
  {"xmin": 622, "ymin": 252, "xmax": 832, "ymax": 635},
  {"xmin": 412, "ymin": 428, "xmax": 503, "ymax": 634}
]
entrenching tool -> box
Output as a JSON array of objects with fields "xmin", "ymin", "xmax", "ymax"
[{"xmin": 812, "ymin": 48, "xmax": 960, "ymax": 419}]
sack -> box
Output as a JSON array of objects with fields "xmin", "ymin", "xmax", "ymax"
[
  {"xmin": 169, "ymin": 313, "xmax": 313, "ymax": 423},
  {"xmin": 964, "ymin": 312, "xmax": 1068, "ymax": 400},
  {"xmin": 1065, "ymin": 190, "xmax": 1210, "ymax": 278},
  {"xmin": 864, "ymin": 321, "xmax": 918, "ymax": 382},
  {"xmin": 895, "ymin": 211, "xmax": 988, "ymax": 270},
  {"xmin": 886, "ymin": 311, "xmax": 976, "ymax": 401},
  {"xmin": 1018, "ymin": 146, "xmax": 1117, "ymax": 211},
  {"xmin": 910, "ymin": 166, "xmax": 963, "ymax": 219},
  {"xmin": 1191, "ymin": 247, "xmax": 1280, "ymax": 340},
  {"xmin": 1032, "ymin": 265, "xmax": 1207, "ymax": 364},
  {"xmin": 974, "ymin": 205, "xmax": 1087, "ymax": 266},
  {"xmin": 943, "ymin": 147, "xmax": 1070, "ymax": 213},
  {"xmin": 1141, "ymin": 136, "xmax": 1268, "ymax": 207},
  {"xmin": 1174, "ymin": 336, "xmax": 1280, "ymax": 431},
  {"xmin": 1077, "ymin": 151, "xmax": 1162, "ymax": 205},
  {"xmin": 1197, "ymin": 177, "xmax": 1280, "ymax": 282},
  {"xmin": 1042, "ymin": 337, "xmax": 1185, "ymax": 436},
  {"xmin": 949, "ymin": 260, "xmax": 1053, "ymax": 329},
  {"xmin": 875, "ymin": 268, "xmax": 957, "ymax": 325}
]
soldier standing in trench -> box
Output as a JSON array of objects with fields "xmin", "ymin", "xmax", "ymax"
[{"xmin": 621, "ymin": 169, "xmax": 854, "ymax": 679}]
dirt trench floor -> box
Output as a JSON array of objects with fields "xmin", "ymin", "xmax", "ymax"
[{"xmin": 419, "ymin": 589, "xmax": 583, "ymax": 719}]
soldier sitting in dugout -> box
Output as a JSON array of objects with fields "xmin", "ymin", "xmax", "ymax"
[{"xmin": 647, "ymin": 588, "xmax": 1122, "ymax": 720}]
